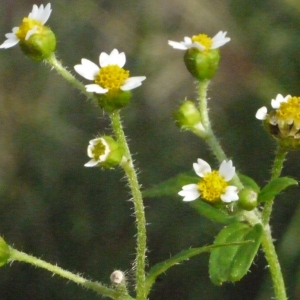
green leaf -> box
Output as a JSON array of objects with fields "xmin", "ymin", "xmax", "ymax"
[
  {"xmin": 209, "ymin": 222, "xmax": 263, "ymax": 285},
  {"xmin": 258, "ymin": 177, "xmax": 298, "ymax": 203},
  {"xmin": 238, "ymin": 173, "xmax": 260, "ymax": 193},
  {"xmin": 145, "ymin": 241, "xmax": 252, "ymax": 296},
  {"xmin": 143, "ymin": 172, "xmax": 197, "ymax": 198},
  {"xmin": 190, "ymin": 200, "xmax": 237, "ymax": 224}
]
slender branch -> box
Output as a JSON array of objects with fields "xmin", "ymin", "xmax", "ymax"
[
  {"xmin": 110, "ymin": 111, "xmax": 147, "ymax": 300},
  {"xmin": 197, "ymin": 81, "xmax": 243, "ymax": 189},
  {"xmin": 260, "ymin": 146, "xmax": 288, "ymax": 300},
  {"xmin": 9, "ymin": 247, "xmax": 134, "ymax": 300},
  {"xmin": 262, "ymin": 146, "xmax": 287, "ymax": 225},
  {"xmin": 45, "ymin": 54, "xmax": 95, "ymax": 99}
]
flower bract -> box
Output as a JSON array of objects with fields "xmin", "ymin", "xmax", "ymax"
[
  {"xmin": 0, "ymin": 3, "xmax": 52, "ymax": 49},
  {"xmin": 74, "ymin": 49, "xmax": 146, "ymax": 94},
  {"xmin": 168, "ymin": 31, "xmax": 230, "ymax": 51},
  {"xmin": 178, "ymin": 159, "xmax": 239, "ymax": 203}
]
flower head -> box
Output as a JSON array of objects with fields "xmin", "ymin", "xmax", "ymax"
[
  {"xmin": 168, "ymin": 31, "xmax": 230, "ymax": 51},
  {"xmin": 85, "ymin": 136, "xmax": 125, "ymax": 168},
  {"xmin": 256, "ymin": 94, "xmax": 300, "ymax": 149},
  {"xmin": 178, "ymin": 159, "xmax": 239, "ymax": 203},
  {"xmin": 74, "ymin": 49, "xmax": 146, "ymax": 94},
  {"xmin": 0, "ymin": 3, "xmax": 52, "ymax": 49}
]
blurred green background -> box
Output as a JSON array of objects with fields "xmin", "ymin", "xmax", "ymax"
[{"xmin": 1, "ymin": 0, "xmax": 300, "ymax": 299}]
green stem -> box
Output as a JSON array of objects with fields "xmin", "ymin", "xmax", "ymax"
[
  {"xmin": 262, "ymin": 146, "xmax": 287, "ymax": 225},
  {"xmin": 197, "ymin": 81, "xmax": 243, "ymax": 189},
  {"xmin": 260, "ymin": 146, "xmax": 288, "ymax": 300},
  {"xmin": 45, "ymin": 54, "xmax": 95, "ymax": 99},
  {"xmin": 9, "ymin": 247, "xmax": 134, "ymax": 300},
  {"xmin": 109, "ymin": 111, "xmax": 147, "ymax": 300}
]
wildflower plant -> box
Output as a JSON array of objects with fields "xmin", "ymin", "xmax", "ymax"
[{"xmin": 0, "ymin": 3, "xmax": 299, "ymax": 300}]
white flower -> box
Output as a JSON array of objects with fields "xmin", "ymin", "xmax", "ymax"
[
  {"xmin": 74, "ymin": 49, "xmax": 146, "ymax": 94},
  {"xmin": 178, "ymin": 159, "xmax": 239, "ymax": 203},
  {"xmin": 85, "ymin": 138, "xmax": 110, "ymax": 167},
  {"xmin": 0, "ymin": 3, "xmax": 52, "ymax": 49},
  {"xmin": 168, "ymin": 31, "xmax": 230, "ymax": 51},
  {"xmin": 255, "ymin": 94, "xmax": 291, "ymax": 120}
]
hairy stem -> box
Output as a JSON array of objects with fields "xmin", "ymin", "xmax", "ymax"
[
  {"xmin": 110, "ymin": 111, "xmax": 147, "ymax": 300},
  {"xmin": 260, "ymin": 146, "xmax": 288, "ymax": 300},
  {"xmin": 9, "ymin": 247, "xmax": 134, "ymax": 300}
]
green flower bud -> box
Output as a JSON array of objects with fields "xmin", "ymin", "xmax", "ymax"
[
  {"xmin": 19, "ymin": 26, "xmax": 56, "ymax": 61},
  {"xmin": 238, "ymin": 188, "xmax": 258, "ymax": 211},
  {"xmin": 0, "ymin": 237, "xmax": 10, "ymax": 267},
  {"xmin": 96, "ymin": 90, "xmax": 132, "ymax": 113},
  {"xmin": 173, "ymin": 100, "xmax": 205, "ymax": 132},
  {"xmin": 184, "ymin": 48, "xmax": 220, "ymax": 81},
  {"xmin": 85, "ymin": 136, "xmax": 125, "ymax": 168}
]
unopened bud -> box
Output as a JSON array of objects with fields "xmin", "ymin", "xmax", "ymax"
[
  {"xmin": 184, "ymin": 48, "xmax": 220, "ymax": 81},
  {"xmin": 238, "ymin": 188, "xmax": 258, "ymax": 211}
]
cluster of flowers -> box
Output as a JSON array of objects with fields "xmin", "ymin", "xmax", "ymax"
[{"xmin": 1, "ymin": 3, "xmax": 298, "ymax": 207}]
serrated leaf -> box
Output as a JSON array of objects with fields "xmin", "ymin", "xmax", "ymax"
[
  {"xmin": 238, "ymin": 173, "xmax": 260, "ymax": 193},
  {"xmin": 209, "ymin": 223, "xmax": 263, "ymax": 285},
  {"xmin": 143, "ymin": 172, "xmax": 198, "ymax": 198},
  {"xmin": 258, "ymin": 177, "xmax": 298, "ymax": 203}
]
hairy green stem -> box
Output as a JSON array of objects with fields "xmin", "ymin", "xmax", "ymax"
[
  {"xmin": 260, "ymin": 146, "xmax": 288, "ymax": 300},
  {"xmin": 110, "ymin": 111, "xmax": 147, "ymax": 300},
  {"xmin": 9, "ymin": 247, "xmax": 133, "ymax": 300},
  {"xmin": 197, "ymin": 81, "xmax": 243, "ymax": 189},
  {"xmin": 262, "ymin": 146, "xmax": 287, "ymax": 225},
  {"xmin": 45, "ymin": 54, "xmax": 94, "ymax": 99}
]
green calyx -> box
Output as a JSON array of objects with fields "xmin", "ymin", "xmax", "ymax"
[
  {"xmin": 173, "ymin": 100, "xmax": 202, "ymax": 130},
  {"xmin": 96, "ymin": 90, "xmax": 132, "ymax": 113},
  {"xmin": 263, "ymin": 118, "xmax": 300, "ymax": 151},
  {"xmin": 0, "ymin": 237, "xmax": 10, "ymax": 267},
  {"xmin": 184, "ymin": 48, "xmax": 220, "ymax": 81},
  {"xmin": 19, "ymin": 26, "xmax": 56, "ymax": 61}
]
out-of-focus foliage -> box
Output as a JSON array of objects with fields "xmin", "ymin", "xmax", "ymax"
[{"xmin": 0, "ymin": 0, "xmax": 300, "ymax": 299}]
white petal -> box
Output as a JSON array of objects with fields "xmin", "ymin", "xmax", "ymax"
[
  {"xmin": 99, "ymin": 52, "xmax": 109, "ymax": 67},
  {"xmin": 0, "ymin": 36, "xmax": 19, "ymax": 48},
  {"xmin": 193, "ymin": 159, "xmax": 211, "ymax": 177},
  {"xmin": 178, "ymin": 184, "xmax": 200, "ymax": 201},
  {"xmin": 25, "ymin": 26, "xmax": 37, "ymax": 40},
  {"xmin": 85, "ymin": 84, "xmax": 108, "ymax": 94},
  {"xmin": 39, "ymin": 3, "xmax": 52, "ymax": 24},
  {"xmin": 107, "ymin": 49, "xmax": 120, "ymax": 65},
  {"xmin": 115, "ymin": 51, "xmax": 126, "ymax": 68},
  {"xmin": 271, "ymin": 94, "xmax": 290, "ymax": 109},
  {"xmin": 191, "ymin": 42, "xmax": 206, "ymax": 50},
  {"xmin": 168, "ymin": 40, "xmax": 188, "ymax": 50},
  {"xmin": 121, "ymin": 76, "xmax": 146, "ymax": 91},
  {"xmin": 211, "ymin": 31, "xmax": 231, "ymax": 49},
  {"xmin": 29, "ymin": 4, "xmax": 39, "ymax": 19},
  {"xmin": 221, "ymin": 186, "xmax": 239, "ymax": 203},
  {"xmin": 84, "ymin": 159, "xmax": 99, "ymax": 167},
  {"xmin": 255, "ymin": 106, "xmax": 268, "ymax": 120},
  {"xmin": 219, "ymin": 160, "xmax": 235, "ymax": 181},
  {"xmin": 74, "ymin": 59, "xmax": 99, "ymax": 80}
]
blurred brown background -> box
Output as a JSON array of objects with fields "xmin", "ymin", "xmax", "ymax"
[{"xmin": 1, "ymin": 0, "xmax": 300, "ymax": 299}]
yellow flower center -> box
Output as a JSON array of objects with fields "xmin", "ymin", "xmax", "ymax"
[
  {"xmin": 197, "ymin": 170, "xmax": 227, "ymax": 202},
  {"xmin": 15, "ymin": 17, "xmax": 43, "ymax": 41},
  {"xmin": 91, "ymin": 140, "xmax": 107, "ymax": 161},
  {"xmin": 191, "ymin": 34, "xmax": 213, "ymax": 50},
  {"xmin": 95, "ymin": 65, "xmax": 130, "ymax": 92},
  {"xmin": 276, "ymin": 96, "xmax": 300, "ymax": 128}
]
